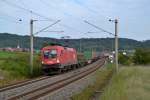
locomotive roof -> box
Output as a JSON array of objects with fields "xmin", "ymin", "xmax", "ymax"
[
  {"xmin": 48, "ymin": 43, "xmax": 63, "ymax": 46},
  {"xmin": 42, "ymin": 45, "xmax": 75, "ymax": 50}
]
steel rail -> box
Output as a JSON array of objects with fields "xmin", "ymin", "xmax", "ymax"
[
  {"xmin": 8, "ymin": 58, "xmax": 106, "ymax": 100},
  {"xmin": 0, "ymin": 76, "xmax": 50, "ymax": 92},
  {"xmin": 31, "ymin": 59, "xmax": 105, "ymax": 100}
]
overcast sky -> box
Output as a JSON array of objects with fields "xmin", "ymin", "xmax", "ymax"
[{"xmin": 0, "ymin": 0, "xmax": 150, "ymax": 40}]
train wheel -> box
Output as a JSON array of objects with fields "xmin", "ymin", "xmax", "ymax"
[
  {"xmin": 73, "ymin": 64, "xmax": 76, "ymax": 70},
  {"xmin": 58, "ymin": 69, "xmax": 62, "ymax": 74}
]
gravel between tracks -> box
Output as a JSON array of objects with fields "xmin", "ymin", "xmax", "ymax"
[
  {"xmin": 38, "ymin": 64, "xmax": 104, "ymax": 100},
  {"xmin": 0, "ymin": 60, "xmax": 101, "ymax": 100}
]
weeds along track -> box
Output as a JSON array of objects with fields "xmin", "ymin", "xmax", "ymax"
[{"xmin": 0, "ymin": 58, "xmax": 106, "ymax": 100}]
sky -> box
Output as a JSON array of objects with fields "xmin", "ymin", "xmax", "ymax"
[{"xmin": 0, "ymin": 0, "xmax": 150, "ymax": 40}]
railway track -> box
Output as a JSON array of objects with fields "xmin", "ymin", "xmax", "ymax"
[
  {"xmin": 0, "ymin": 76, "xmax": 50, "ymax": 92},
  {"xmin": 0, "ymin": 58, "xmax": 106, "ymax": 100}
]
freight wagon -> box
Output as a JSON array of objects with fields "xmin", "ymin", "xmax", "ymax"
[{"xmin": 83, "ymin": 51, "xmax": 102, "ymax": 63}]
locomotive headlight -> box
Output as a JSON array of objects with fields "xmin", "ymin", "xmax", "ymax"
[
  {"xmin": 42, "ymin": 61, "xmax": 44, "ymax": 64},
  {"xmin": 56, "ymin": 59, "xmax": 60, "ymax": 63}
]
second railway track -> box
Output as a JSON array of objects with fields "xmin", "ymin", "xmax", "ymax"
[
  {"xmin": 0, "ymin": 76, "xmax": 50, "ymax": 92},
  {"xmin": 0, "ymin": 58, "xmax": 106, "ymax": 100}
]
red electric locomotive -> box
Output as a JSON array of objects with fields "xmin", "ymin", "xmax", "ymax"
[{"xmin": 41, "ymin": 45, "xmax": 78, "ymax": 74}]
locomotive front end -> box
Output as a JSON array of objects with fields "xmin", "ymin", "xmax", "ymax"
[{"xmin": 41, "ymin": 47, "xmax": 61, "ymax": 73}]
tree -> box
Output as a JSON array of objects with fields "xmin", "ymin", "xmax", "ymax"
[
  {"xmin": 133, "ymin": 48, "xmax": 150, "ymax": 65},
  {"xmin": 118, "ymin": 53, "xmax": 132, "ymax": 65}
]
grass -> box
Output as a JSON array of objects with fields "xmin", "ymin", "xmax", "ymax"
[
  {"xmin": 0, "ymin": 51, "xmax": 17, "ymax": 59},
  {"xmin": 0, "ymin": 51, "xmax": 42, "ymax": 87},
  {"xmin": 100, "ymin": 66, "xmax": 150, "ymax": 100},
  {"xmin": 71, "ymin": 63, "xmax": 114, "ymax": 100},
  {"xmin": 0, "ymin": 69, "xmax": 27, "ymax": 87}
]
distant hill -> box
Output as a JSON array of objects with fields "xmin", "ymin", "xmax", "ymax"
[{"xmin": 0, "ymin": 33, "xmax": 149, "ymax": 51}]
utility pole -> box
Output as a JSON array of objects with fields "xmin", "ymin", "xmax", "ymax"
[
  {"xmin": 84, "ymin": 20, "xmax": 119, "ymax": 73},
  {"xmin": 30, "ymin": 19, "xmax": 34, "ymax": 75},
  {"xmin": 109, "ymin": 19, "xmax": 119, "ymax": 72},
  {"xmin": 29, "ymin": 19, "xmax": 61, "ymax": 75},
  {"xmin": 114, "ymin": 19, "xmax": 118, "ymax": 72}
]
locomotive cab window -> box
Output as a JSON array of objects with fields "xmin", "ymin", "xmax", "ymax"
[{"xmin": 43, "ymin": 49, "xmax": 57, "ymax": 58}]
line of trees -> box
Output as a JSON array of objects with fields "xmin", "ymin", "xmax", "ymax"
[
  {"xmin": 0, "ymin": 33, "xmax": 150, "ymax": 51},
  {"xmin": 119, "ymin": 48, "xmax": 150, "ymax": 65},
  {"xmin": 133, "ymin": 48, "xmax": 150, "ymax": 65}
]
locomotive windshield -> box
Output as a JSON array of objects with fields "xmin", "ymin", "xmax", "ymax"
[{"xmin": 43, "ymin": 49, "xmax": 57, "ymax": 58}]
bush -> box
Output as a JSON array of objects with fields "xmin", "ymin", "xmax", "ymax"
[
  {"xmin": 133, "ymin": 48, "xmax": 150, "ymax": 65},
  {"xmin": 0, "ymin": 52, "xmax": 42, "ymax": 78},
  {"xmin": 118, "ymin": 53, "xmax": 132, "ymax": 65}
]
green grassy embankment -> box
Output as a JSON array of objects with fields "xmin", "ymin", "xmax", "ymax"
[
  {"xmin": 0, "ymin": 51, "xmax": 17, "ymax": 59},
  {"xmin": 71, "ymin": 63, "xmax": 114, "ymax": 100},
  {"xmin": 100, "ymin": 66, "xmax": 150, "ymax": 100},
  {"xmin": 0, "ymin": 51, "xmax": 42, "ymax": 87}
]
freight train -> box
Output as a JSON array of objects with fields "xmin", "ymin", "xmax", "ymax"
[{"xmin": 41, "ymin": 44, "xmax": 101, "ymax": 74}]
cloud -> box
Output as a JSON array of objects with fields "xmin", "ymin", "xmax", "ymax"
[{"xmin": 0, "ymin": 0, "xmax": 150, "ymax": 40}]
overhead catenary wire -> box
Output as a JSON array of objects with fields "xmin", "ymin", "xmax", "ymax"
[
  {"xmin": 0, "ymin": 13, "xmax": 32, "ymax": 27},
  {"xmin": 0, "ymin": 17, "xmax": 30, "ymax": 28},
  {"xmin": 1, "ymin": 0, "xmax": 55, "ymax": 21},
  {"xmin": 1, "ymin": 0, "xmax": 116, "ymax": 38},
  {"xmin": 0, "ymin": 11, "xmax": 24, "ymax": 23},
  {"xmin": 39, "ymin": 0, "xmax": 110, "ymax": 21},
  {"xmin": 0, "ymin": 16, "xmax": 21, "ymax": 23},
  {"xmin": 42, "ymin": 31, "xmax": 64, "ymax": 33},
  {"xmin": 39, "ymin": 0, "xmax": 118, "ymax": 39},
  {"xmin": 38, "ymin": 0, "xmax": 94, "ymax": 33},
  {"xmin": 84, "ymin": 20, "xmax": 115, "ymax": 36},
  {"xmin": 1, "ymin": 0, "xmax": 88, "ymax": 36},
  {"xmin": 1, "ymin": 0, "xmax": 73, "ymax": 34},
  {"xmin": 39, "ymin": 0, "xmax": 82, "ymax": 21},
  {"xmin": 34, "ymin": 20, "xmax": 61, "ymax": 35}
]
